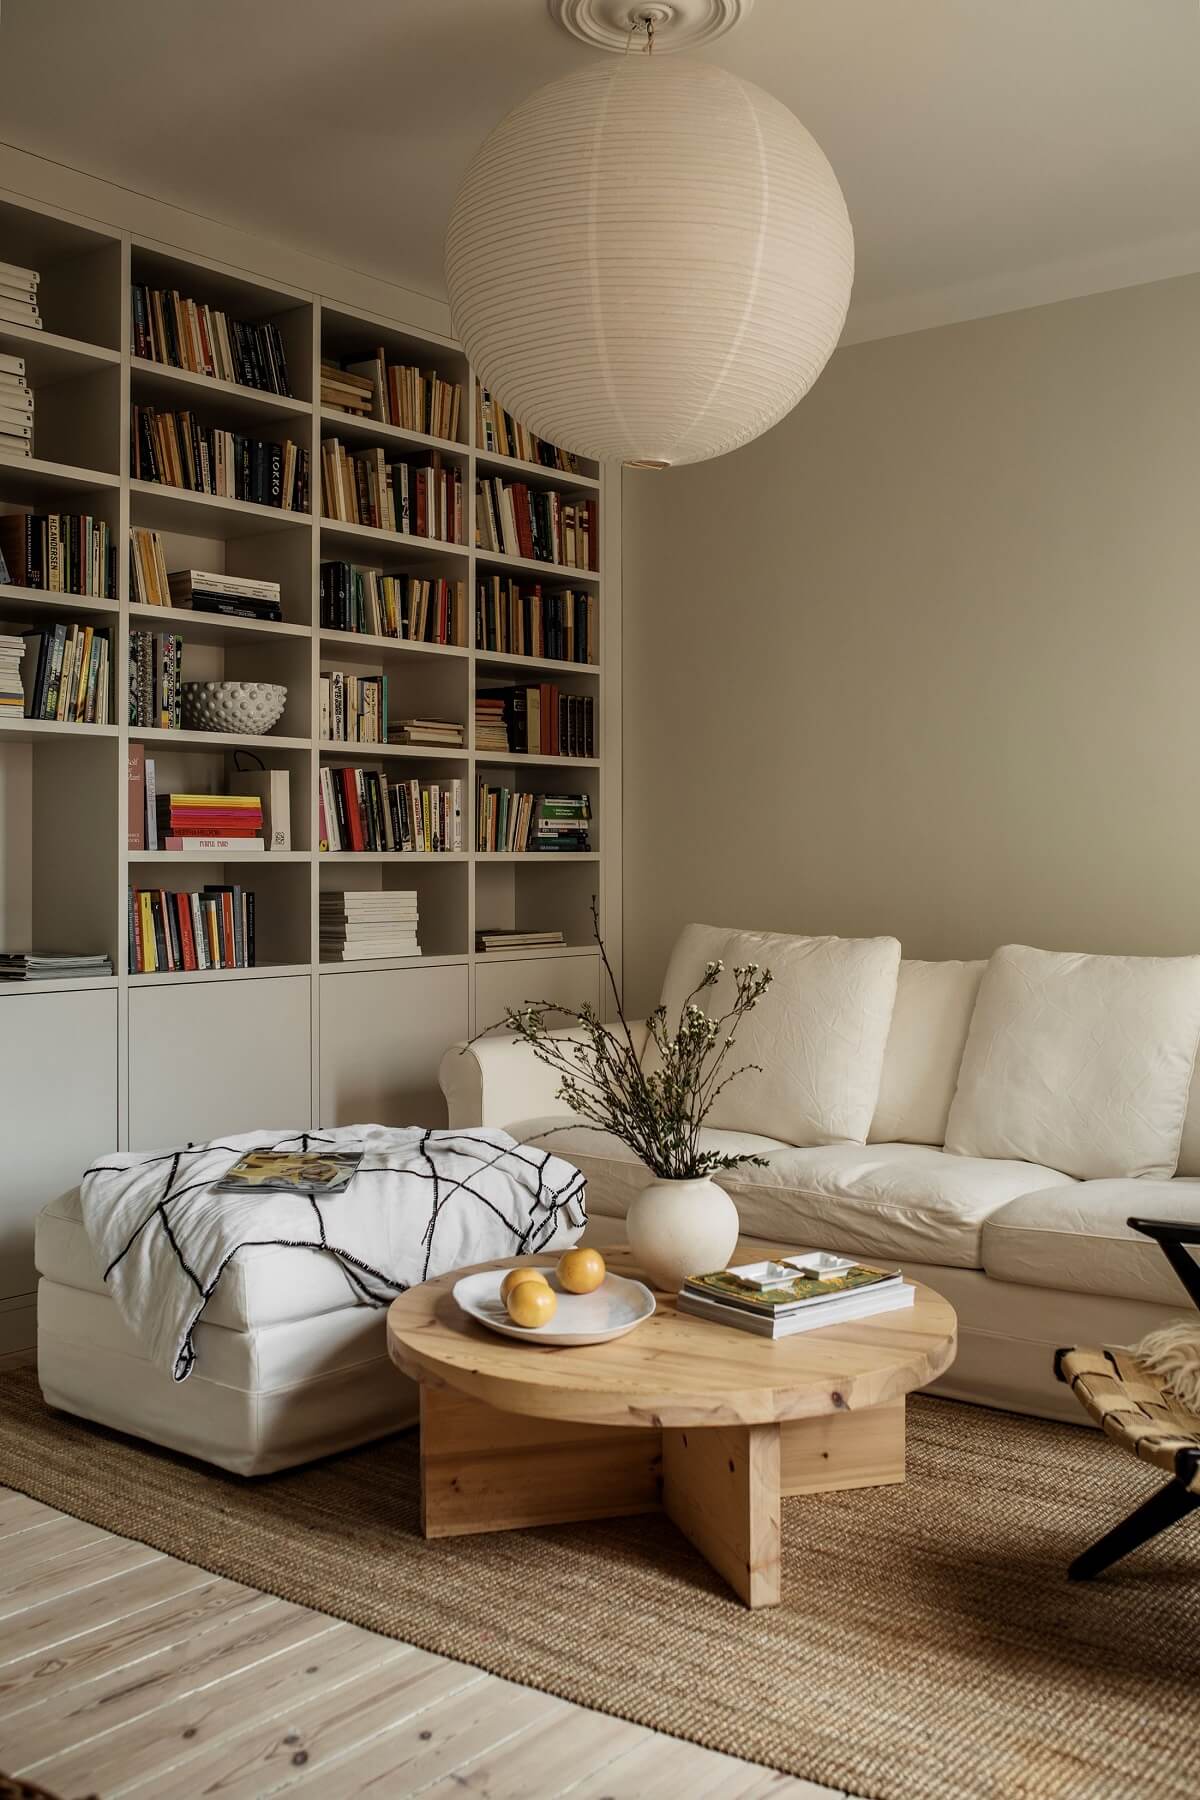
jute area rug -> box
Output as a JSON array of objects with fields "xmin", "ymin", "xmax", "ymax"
[{"xmin": 0, "ymin": 1370, "xmax": 1196, "ymax": 1800}]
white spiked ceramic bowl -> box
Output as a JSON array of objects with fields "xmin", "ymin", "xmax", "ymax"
[{"xmin": 181, "ymin": 681, "xmax": 287, "ymax": 735}]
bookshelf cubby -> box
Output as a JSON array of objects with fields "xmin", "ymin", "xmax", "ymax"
[{"xmin": 0, "ymin": 189, "xmax": 615, "ymax": 1273}]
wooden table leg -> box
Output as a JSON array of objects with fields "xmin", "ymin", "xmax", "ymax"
[
  {"xmin": 661, "ymin": 1422, "xmax": 782, "ymax": 1608},
  {"xmin": 780, "ymin": 1398, "xmax": 906, "ymax": 1495},
  {"xmin": 419, "ymin": 1383, "xmax": 661, "ymax": 1538}
]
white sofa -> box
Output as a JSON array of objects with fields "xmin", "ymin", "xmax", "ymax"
[{"xmin": 441, "ymin": 952, "xmax": 1200, "ymax": 1424}]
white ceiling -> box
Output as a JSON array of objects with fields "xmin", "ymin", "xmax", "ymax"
[{"xmin": 1, "ymin": 0, "xmax": 1198, "ymax": 340}]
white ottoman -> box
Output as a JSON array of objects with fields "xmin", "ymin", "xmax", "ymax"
[{"xmin": 35, "ymin": 1189, "xmax": 418, "ymax": 1476}]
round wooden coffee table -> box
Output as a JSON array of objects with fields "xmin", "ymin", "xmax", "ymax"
[{"xmin": 388, "ymin": 1244, "xmax": 956, "ymax": 1608}]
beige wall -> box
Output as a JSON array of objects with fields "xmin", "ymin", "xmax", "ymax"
[{"xmin": 621, "ymin": 273, "xmax": 1200, "ymax": 1013}]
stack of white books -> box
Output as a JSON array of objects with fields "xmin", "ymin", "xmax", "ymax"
[
  {"xmin": 0, "ymin": 634, "xmax": 25, "ymax": 712},
  {"xmin": 677, "ymin": 1252, "xmax": 915, "ymax": 1339},
  {"xmin": 0, "ymin": 350, "xmax": 33, "ymax": 462},
  {"xmin": 0, "ymin": 259, "xmax": 41, "ymax": 331},
  {"xmin": 319, "ymin": 889, "xmax": 420, "ymax": 962}
]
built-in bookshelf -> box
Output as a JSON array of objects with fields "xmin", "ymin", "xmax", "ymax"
[
  {"xmin": 0, "ymin": 187, "xmax": 616, "ymax": 1349},
  {"xmin": 0, "ymin": 189, "xmax": 613, "ymax": 1102}
]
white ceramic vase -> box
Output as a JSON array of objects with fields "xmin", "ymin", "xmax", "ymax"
[{"xmin": 625, "ymin": 1175, "xmax": 740, "ymax": 1293}]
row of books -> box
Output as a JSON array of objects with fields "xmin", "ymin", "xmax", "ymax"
[
  {"xmin": 476, "ymin": 578, "xmax": 597, "ymax": 666},
  {"xmin": 677, "ymin": 1255, "xmax": 915, "ymax": 1339},
  {"xmin": 476, "ymin": 788, "xmax": 591, "ymax": 854},
  {"xmin": 0, "ymin": 512, "xmax": 117, "ymax": 597},
  {"xmin": 129, "ymin": 631, "xmax": 183, "ymax": 730},
  {"xmin": 319, "ymin": 562, "xmax": 466, "ymax": 644},
  {"xmin": 0, "ymin": 350, "xmax": 32, "ymax": 461},
  {"xmin": 475, "ymin": 386, "xmax": 583, "ymax": 473},
  {"xmin": 322, "ymin": 354, "xmax": 463, "ymax": 441},
  {"xmin": 24, "ymin": 625, "xmax": 112, "ymax": 724},
  {"xmin": 319, "ymin": 768, "xmax": 464, "ymax": 855},
  {"xmin": 476, "ymin": 928, "xmax": 566, "ymax": 954},
  {"xmin": 131, "ymin": 408, "xmax": 310, "ymax": 511},
  {"xmin": 0, "ymin": 258, "xmax": 40, "ymax": 332},
  {"xmin": 129, "ymin": 885, "xmax": 256, "ymax": 973},
  {"xmin": 131, "ymin": 285, "xmax": 293, "ymax": 395},
  {"xmin": 320, "ymin": 890, "xmax": 420, "ymax": 962},
  {"xmin": 0, "ymin": 952, "xmax": 112, "ymax": 982},
  {"xmin": 477, "ymin": 685, "xmax": 596, "ymax": 759},
  {"xmin": 319, "ymin": 672, "xmax": 388, "ymax": 745},
  {"xmin": 476, "ymin": 479, "xmax": 597, "ymax": 571},
  {"xmin": 320, "ymin": 440, "xmax": 464, "ymax": 542},
  {"xmin": 128, "ymin": 747, "xmax": 289, "ymax": 851}
]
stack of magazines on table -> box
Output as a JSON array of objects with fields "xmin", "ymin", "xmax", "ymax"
[{"xmin": 677, "ymin": 1252, "xmax": 914, "ymax": 1338}]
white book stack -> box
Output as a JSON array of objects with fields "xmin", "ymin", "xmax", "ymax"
[
  {"xmin": 319, "ymin": 889, "xmax": 420, "ymax": 962},
  {"xmin": 0, "ymin": 349, "xmax": 33, "ymax": 463},
  {"xmin": 0, "ymin": 258, "xmax": 41, "ymax": 332},
  {"xmin": 0, "ymin": 634, "xmax": 26, "ymax": 715}
]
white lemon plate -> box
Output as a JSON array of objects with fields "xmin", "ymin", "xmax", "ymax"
[{"xmin": 453, "ymin": 1267, "xmax": 656, "ymax": 1347}]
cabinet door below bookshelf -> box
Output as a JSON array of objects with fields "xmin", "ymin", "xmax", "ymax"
[
  {"xmin": 319, "ymin": 964, "xmax": 468, "ymax": 1129},
  {"xmin": 0, "ymin": 986, "xmax": 118, "ymax": 1320},
  {"xmin": 128, "ymin": 976, "xmax": 312, "ymax": 1149},
  {"xmin": 475, "ymin": 953, "xmax": 601, "ymax": 1034}
]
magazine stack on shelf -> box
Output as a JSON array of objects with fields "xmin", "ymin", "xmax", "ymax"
[
  {"xmin": 676, "ymin": 1254, "xmax": 915, "ymax": 1339},
  {"xmin": 320, "ymin": 890, "xmax": 420, "ymax": 962},
  {"xmin": 476, "ymin": 928, "xmax": 565, "ymax": 954},
  {"xmin": 390, "ymin": 718, "xmax": 464, "ymax": 749},
  {"xmin": 0, "ymin": 259, "xmax": 41, "ymax": 332},
  {"xmin": 0, "ymin": 952, "xmax": 112, "ymax": 982}
]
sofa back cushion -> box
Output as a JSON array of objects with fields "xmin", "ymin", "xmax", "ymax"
[
  {"xmin": 650, "ymin": 923, "xmax": 901, "ymax": 1146},
  {"xmin": 944, "ymin": 944, "xmax": 1200, "ymax": 1179},
  {"xmin": 868, "ymin": 959, "xmax": 986, "ymax": 1146}
]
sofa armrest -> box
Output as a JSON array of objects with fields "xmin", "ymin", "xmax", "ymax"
[{"xmin": 440, "ymin": 1021, "xmax": 648, "ymax": 1130}]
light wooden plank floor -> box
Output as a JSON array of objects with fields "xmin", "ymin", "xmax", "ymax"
[{"xmin": 0, "ymin": 1486, "xmax": 846, "ymax": 1799}]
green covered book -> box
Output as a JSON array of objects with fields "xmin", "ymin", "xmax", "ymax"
[{"xmin": 683, "ymin": 1257, "xmax": 900, "ymax": 1317}]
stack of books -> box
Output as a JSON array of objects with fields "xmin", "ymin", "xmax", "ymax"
[
  {"xmin": 475, "ymin": 385, "xmax": 581, "ymax": 473},
  {"xmin": 131, "ymin": 407, "xmax": 310, "ymax": 511},
  {"xmin": 319, "ymin": 561, "xmax": 465, "ymax": 644},
  {"xmin": 320, "ymin": 362, "xmax": 374, "ymax": 415},
  {"xmin": 128, "ymin": 631, "xmax": 183, "ymax": 729},
  {"xmin": 0, "ymin": 951, "xmax": 112, "ymax": 982},
  {"xmin": 476, "ymin": 576, "xmax": 597, "ymax": 664},
  {"xmin": 329, "ymin": 351, "xmax": 463, "ymax": 440},
  {"xmin": 320, "ymin": 440, "xmax": 463, "ymax": 542},
  {"xmin": 476, "ymin": 928, "xmax": 566, "ymax": 954},
  {"xmin": 476, "ymin": 478, "xmax": 596, "ymax": 571},
  {"xmin": 474, "ymin": 695, "xmax": 509, "ymax": 752},
  {"xmin": 320, "ymin": 890, "xmax": 420, "ymax": 962},
  {"xmin": 131, "ymin": 285, "xmax": 292, "ymax": 394},
  {"xmin": 319, "ymin": 672, "xmax": 387, "ymax": 744},
  {"xmin": 389, "ymin": 718, "xmax": 464, "ymax": 749},
  {"xmin": 676, "ymin": 1254, "xmax": 915, "ymax": 1339},
  {"xmin": 23, "ymin": 625, "xmax": 111, "ymax": 724},
  {"xmin": 476, "ymin": 788, "xmax": 591, "ymax": 853},
  {"xmin": 0, "ymin": 635, "xmax": 25, "ymax": 714},
  {"xmin": 156, "ymin": 791, "xmax": 264, "ymax": 854},
  {"xmin": 481, "ymin": 684, "xmax": 595, "ymax": 758},
  {"xmin": 129, "ymin": 885, "xmax": 255, "ymax": 972},
  {"xmin": 0, "ymin": 513, "xmax": 117, "ymax": 596},
  {"xmin": 0, "ymin": 350, "xmax": 32, "ymax": 461},
  {"xmin": 319, "ymin": 767, "xmax": 463, "ymax": 854},
  {"xmin": 128, "ymin": 528, "xmax": 172, "ymax": 607},
  {"xmin": 0, "ymin": 259, "xmax": 41, "ymax": 332},
  {"xmin": 167, "ymin": 569, "xmax": 282, "ymax": 622}
]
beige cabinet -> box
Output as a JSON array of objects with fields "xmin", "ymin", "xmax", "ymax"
[
  {"xmin": 319, "ymin": 964, "xmax": 469, "ymax": 1129},
  {"xmin": 128, "ymin": 976, "xmax": 312, "ymax": 1150},
  {"xmin": 475, "ymin": 953, "xmax": 601, "ymax": 1034},
  {"xmin": 0, "ymin": 986, "xmax": 118, "ymax": 1311}
]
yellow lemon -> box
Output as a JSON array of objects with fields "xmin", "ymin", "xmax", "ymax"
[
  {"xmin": 506, "ymin": 1281, "xmax": 558, "ymax": 1328},
  {"xmin": 557, "ymin": 1247, "xmax": 606, "ymax": 1294},
  {"xmin": 500, "ymin": 1266, "xmax": 550, "ymax": 1305}
]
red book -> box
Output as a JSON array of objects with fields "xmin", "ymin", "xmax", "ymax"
[
  {"xmin": 168, "ymin": 822, "xmax": 261, "ymax": 835},
  {"xmin": 340, "ymin": 768, "xmax": 364, "ymax": 851},
  {"xmin": 220, "ymin": 892, "xmax": 236, "ymax": 966},
  {"xmin": 176, "ymin": 895, "xmax": 197, "ymax": 971}
]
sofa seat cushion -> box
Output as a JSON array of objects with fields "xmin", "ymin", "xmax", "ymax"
[
  {"xmin": 982, "ymin": 1180, "xmax": 1200, "ymax": 1307},
  {"xmin": 719, "ymin": 1144, "xmax": 1075, "ymax": 1270},
  {"xmin": 35, "ymin": 1187, "xmax": 368, "ymax": 1332},
  {"xmin": 507, "ymin": 1117, "xmax": 790, "ymax": 1221}
]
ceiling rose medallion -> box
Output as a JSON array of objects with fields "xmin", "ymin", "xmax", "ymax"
[{"xmin": 444, "ymin": 0, "xmax": 852, "ymax": 467}]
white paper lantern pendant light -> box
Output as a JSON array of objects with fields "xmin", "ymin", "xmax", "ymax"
[{"xmin": 445, "ymin": 0, "xmax": 853, "ymax": 469}]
